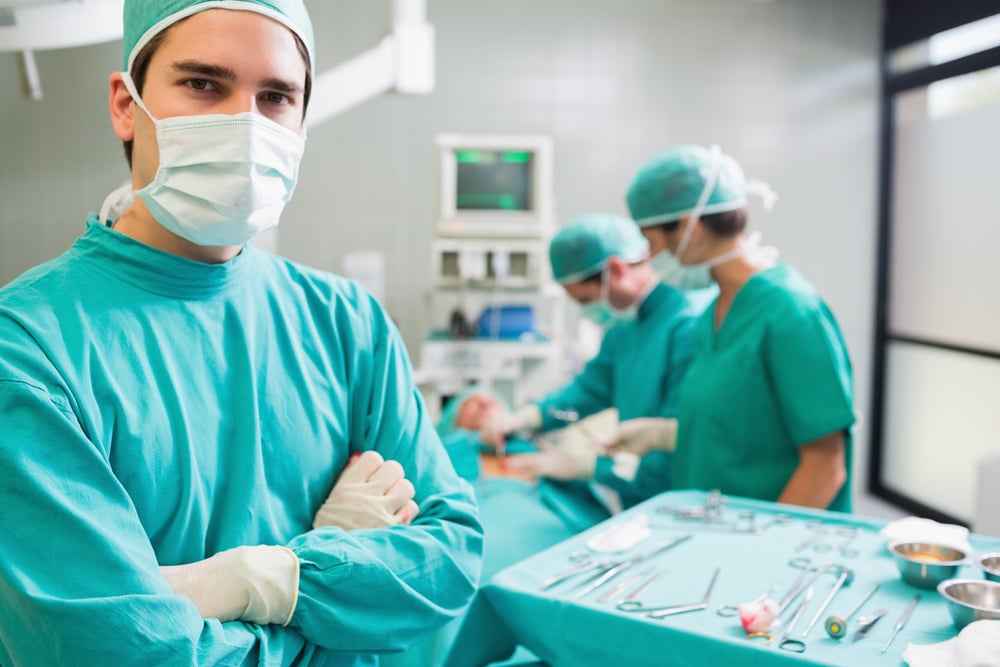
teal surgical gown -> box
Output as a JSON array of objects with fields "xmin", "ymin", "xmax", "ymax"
[
  {"xmin": 534, "ymin": 282, "xmax": 700, "ymax": 507},
  {"xmin": 0, "ymin": 219, "xmax": 483, "ymax": 666},
  {"xmin": 672, "ymin": 264, "xmax": 855, "ymax": 512}
]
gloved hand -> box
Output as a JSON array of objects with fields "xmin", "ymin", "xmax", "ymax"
[
  {"xmin": 604, "ymin": 417, "xmax": 678, "ymax": 457},
  {"xmin": 312, "ymin": 450, "xmax": 420, "ymax": 531},
  {"xmin": 161, "ymin": 545, "xmax": 299, "ymax": 625},
  {"xmin": 479, "ymin": 404, "xmax": 543, "ymax": 450},
  {"xmin": 505, "ymin": 441, "xmax": 597, "ymax": 481}
]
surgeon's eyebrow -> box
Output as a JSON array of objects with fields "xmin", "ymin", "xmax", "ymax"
[
  {"xmin": 173, "ymin": 60, "xmax": 237, "ymax": 81},
  {"xmin": 172, "ymin": 60, "xmax": 303, "ymax": 94}
]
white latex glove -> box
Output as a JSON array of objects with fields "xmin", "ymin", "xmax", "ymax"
[
  {"xmin": 479, "ymin": 404, "xmax": 542, "ymax": 450},
  {"xmin": 313, "ymin": 450, "xmax": 420, "ymax": 530},
  {"xmin": 161, "ymin": 545, "xmax": 299, "ymax": 626},
  {"xmin": 505, "ymin": 442, "xmax": 597, "ymax": 481},
  {"xmin": 604, "ymin": 417, "xmax": 678, "ymax": 457}
]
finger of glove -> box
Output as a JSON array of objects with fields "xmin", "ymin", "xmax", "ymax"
[
  {"xmin": 336, "ymin": 450, "xmax": 385, "ymax": 485},
  {"xmin": 393, "ymin": 499, "xmax": 420, "ymax": 525},
  {"xmin": 382, "ymin": 476, "xmax": 416, "ymax": 513},
  {"xmin": 367, "ymin": 458, "xmax": 405, "ymax": 492}
]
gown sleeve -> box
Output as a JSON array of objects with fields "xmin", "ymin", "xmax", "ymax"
[
  {"xmin": 286, "ymin": 295, "xmax": 484, "ymax": 652},
  {"xmin": 0, "ymin": 375, "xmax": 312, "ymax": 666},
  {"xmin": 764, "ymin": 296, "xmax": 855, "ymax": 445},
  {"xmin": 533, "ymin": 330, "xmax": 621, "ymax": 431}
]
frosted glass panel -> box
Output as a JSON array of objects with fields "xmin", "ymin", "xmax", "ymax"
[
  {"xmin": 883, "ymin": 342, "xmax": 1000, "ymax": 522},
  {"xmin": 890, "ymin": 96, "xmax": 1000, "ymax": 352}
]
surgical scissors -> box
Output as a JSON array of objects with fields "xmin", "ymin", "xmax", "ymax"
[
  {"xmin": 777, "ymin": 587, "xmax": 815, "ymax": 652},
  {"xmin": 616, "ymin": 567, "xmax": 720, "ymax": 617},
  {"xmin": 540, "ymin": 557, "xmax": 608, "ymax": 590},
  {"xmin": 609, "ymin": 568, "xmax": 663, "ymax": 606},
  {"xmin": 569, "ymin": 534, "xmax": 692, "ymax": 600}
]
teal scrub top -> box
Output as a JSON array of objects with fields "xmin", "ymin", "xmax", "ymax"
[
  {"xmin": 534, "ymin": 282, "xmax": 700, "ymax": 507},
  {"xmin": 0, "ymin": 219, "xmax": 483, "ymax": 666},
  {"xmin": 673, "ymin": 264, "xmax": 855, "ymax": 512}
]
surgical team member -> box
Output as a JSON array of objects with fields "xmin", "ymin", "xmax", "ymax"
[
  {"xmin": 0, "ymin": 1, "xmax": 481, "ymax": 665},
  {"xmin": 612, "ymin": 144, "xmax": 854, "ymax": 512},
  {"xmin": 481, "ymin": 213, "xmax": 701, "ymax": 507}
]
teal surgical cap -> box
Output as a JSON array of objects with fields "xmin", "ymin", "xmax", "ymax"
[
  {"xmin": 123, "ymin": 0, "xmax": 315, "ymax": 75},
  {"xmin": 626, "ymin": 144, "xmax": 747, "ymax": 228},
  {"xmin": 437, "ymin": 386, "xmax": 509, "ymax": 438},
  {"xmin": 549, "ymin": 213, "xmax": 650, "ymax": 285}
]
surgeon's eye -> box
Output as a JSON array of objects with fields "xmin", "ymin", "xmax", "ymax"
[
  {"xmin": 184, "ymin": 78, "xmax": 218, "ymax": 93},
  {"xmin": 263, "ymin": 91, "xmax": 291, "ymax": 105}
]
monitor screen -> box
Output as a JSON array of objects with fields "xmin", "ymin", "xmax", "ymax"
[{"xmin": 454, "ymin": 149, "xmax": 533, "ymax": 211}]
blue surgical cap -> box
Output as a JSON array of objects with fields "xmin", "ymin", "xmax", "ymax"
[
  {"xmin": 123, "ymin": 0, "xmax": 314, "ymax": 75},
  {"xmin": 436, "ymin": 386, "xmax": 509, "ymax": 438},
  {"xmin": 549, "ymin": 213, "xmax": 649, "ymax": 285},
  {"xmin": 626, "ymin": 145, "xmax": 747, "ymax": 228}
]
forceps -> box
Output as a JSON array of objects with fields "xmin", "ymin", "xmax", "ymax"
[
  {"xmin": 569, "ymin": 534, "xmax": 692, "ymax": 600},
  {"xmin": 607, "ymin": 568, "xmax": 664, "ymax": 606}
]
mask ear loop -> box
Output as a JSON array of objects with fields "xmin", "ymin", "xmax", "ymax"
[
  {"xmin": 674, "ymin": 144, "xmax": 722, "ymax": 263},
  {"xmin": 98, "ymin": 180, "xmax": 135, "ymax": 225}
]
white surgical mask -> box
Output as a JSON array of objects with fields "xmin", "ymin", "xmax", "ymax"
[
  {"xmin": 580, "ymin": 265, "xmax": 637, "ymax": 329},
  {"xmin": 113, "ymin": 72, "xmax": 305, "ymax": 247},
  {"xmin": 651, "ymin": 231, "xmax": 779, "ymax": 290},
  {"xmin": 650, "ymin": 251, "xmax": 714, "ymax": 290},
  {"xmin": 661, "ymin": 145, "xmax": 779, "ymax": 285}
]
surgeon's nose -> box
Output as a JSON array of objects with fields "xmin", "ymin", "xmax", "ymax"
[{"xmin": 219, "ymin": 91, "xmax": 258, "ymax": 116}]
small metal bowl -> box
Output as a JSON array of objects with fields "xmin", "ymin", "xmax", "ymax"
[
  {"xmin": 979, "ymin": 553, "xmax": 1000, "ymax": 583},
  {"xmin": 889, "ymin": 541, "xmax": 967, "ymax": 589},
  {"xmin": 937, "ymin": 578, "xmax": 1000, "ymax": 630}
]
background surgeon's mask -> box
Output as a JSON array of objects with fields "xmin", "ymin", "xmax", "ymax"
[
  {"xmin": 119, "ymin": 72, "xmax": 305, "ymax": 247},
  {"xmin": 580, "ymin": 265, "xmax": 637, "ymax": 329},
  {"xmin": 650, "ymin": 250, "xmax": 713, "ymax": 290}
]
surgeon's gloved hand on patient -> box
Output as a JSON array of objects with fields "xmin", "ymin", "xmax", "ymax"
[
  {"xmin": 312, "ymin": 450, "xmax": 420, "ymax": 531},
  {"xmin": 604, "ymin": 417, "xmax": 678, "ymax": 458},
  {"xmin": 505, "ymin": 440, "xmax": 598, "ymax": 481},
  {"xmin": 479, "ymin": 404, "xmax": 543, "ymax": 450},
  {"xmin": 161, "ymin": 544, "xmax": 299, "ymax": 625}
]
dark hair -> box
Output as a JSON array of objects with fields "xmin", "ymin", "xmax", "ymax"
[
  {"xmin": 645, "ymin": 209, "xmax": 747, "ymax": 238},
  {"xmin": 700, "ymin": 209, "xmax": 747, "ymax": 236},
  {"xmin": 121, "ymin": 22, "xmax": 312, "ymax": 169}
]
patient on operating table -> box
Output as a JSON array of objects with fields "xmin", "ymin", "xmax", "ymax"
[
  {"xmin": 437, "ymin": 387, "xmax": 539, "ymax": 481},
  {"xmin": 436, "ymin": 386, "xmax": 613, "ymax": 528}
]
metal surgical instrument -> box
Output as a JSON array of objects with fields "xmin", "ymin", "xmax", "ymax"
[
  {"xmin": 852, "ymin": 609, "xmax": 888, "ymax": 642},
  {"xmin": 797, "ymin": 566, "xmax": 854, "ymax": 641},
  {"xmin": 597, "ymin": 566, "xmax": 654, "ymax": 603},
  {"xmin": 825, "ymin": 583, "xmax": 880, "ymax": 639},
  {"xmin": 541, "ymin": 558, "xmax": 607, "ymax": 590},
  {"xmin": 617, "ymin": 567, "xmax": 720, "ymax": 617},
  {"xmin": 774, "ymin": 559, "xmax": 843, "ymax": 618},
  {"xmin": 776, "ymin": 587, "xmax": 815, "ymax": 652},
  {"xmin": 569, "ymin": 534, "xmax": 692, "ymax": 600},
  {"xmin": 611, "ymin": 569, "xmax": 665, "ymax": 606},
  {"xmin": 880, "ymin": 594, "xmax": 920, "ymax": 654}
]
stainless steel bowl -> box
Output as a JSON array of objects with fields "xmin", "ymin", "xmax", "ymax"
[
  {"xmin": 937, "ymin": 578, "xmax": 1000, "ymax": 630},
  {"xmin": 889, "ymin": 541, "xmax": 967, "ymax": 589},
  {"xmin": 979, "ymin": 553, "xmax": 1000, "ymax": 583}
]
